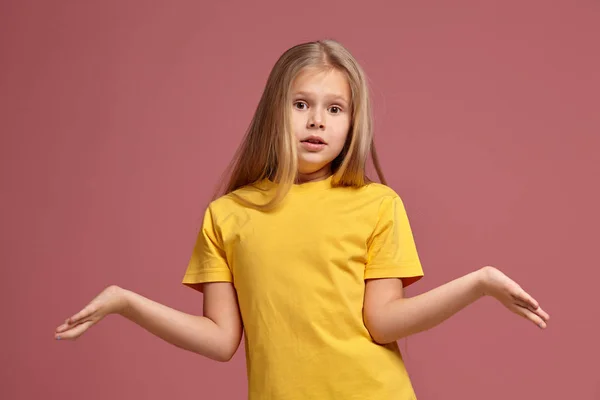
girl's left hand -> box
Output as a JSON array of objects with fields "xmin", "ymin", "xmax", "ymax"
[{"xmin": 479, "ymin": 266, "xmax": 550, "ymax": 329}]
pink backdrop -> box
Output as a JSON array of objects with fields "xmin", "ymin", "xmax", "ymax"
[{"xmin": 1, "ymin": 1, "xmax": 598, "ymax": 399}]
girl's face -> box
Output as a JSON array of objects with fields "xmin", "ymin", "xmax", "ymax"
[{"xmin": 290, "ymin": 67, "xmax": 352, "ymax": 181}]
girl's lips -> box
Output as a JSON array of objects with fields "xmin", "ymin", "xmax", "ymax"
[
  {"xmin": 301, "ymin": 135, "xmax": 327, "ymax": 145},
  {"xmin": 301, "ymin": 141, "xmax": 326, "ymax": 151}
]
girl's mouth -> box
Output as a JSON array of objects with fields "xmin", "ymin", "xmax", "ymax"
[{"xmin": 301, "ymin": 139, "xmax": 326, "ymax": 151}]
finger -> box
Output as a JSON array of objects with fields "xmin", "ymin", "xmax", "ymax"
[
  {"xmin": 513, "ymin": 299, "xmax": 541, "ymax": 314},
  {"xmin": 56, "ymin": 319, "xmax": 85, "ymax": 334},
  {"xmin": 511, "ymin": 289, "xmax": 539, "ymax": 310},
  {"xmin": 534, "ymin": 306, "xmax": 550, "ymax": 321},
  {"xmin": 68, "ymin": 305, "xmax": 96, "ymax": 325},
  {"xmin": 515, "ymin": 300, "xmax": 550, "ymax": 322},
  {"xmin": 55, "ymin": 320, "xmax": 94, "ymax": 340},
  {"xmin": 513, "ymin": 304, "xmax": 547, "ymax": 329}
]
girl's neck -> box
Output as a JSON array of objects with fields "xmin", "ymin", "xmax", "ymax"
[{"xmin": 295, "ymin": 166, "xmax": 332, "ymax": 184}]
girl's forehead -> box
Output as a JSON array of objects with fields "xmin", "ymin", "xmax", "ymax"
[{"xmin": 291, "ymin": 68, "xmax": 351, "ymax": 100}]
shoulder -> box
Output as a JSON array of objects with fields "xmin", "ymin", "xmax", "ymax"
[
  {"xmin": 355, "ymin": 181, "xmax": 403, "ymax": 204},
  {"xmin": 361, "ymin": 181, "xmax": 399, "ymax": 197},
  {"xmin": 351, "ymin": 182, "xmax": 414, "ymax": 220},
  {"xmin": 326, "ymin": 182, "xmax": 405, "ymax": 221},
  {"xmin": 204, "ymin": 183, "xmax": 267, "ymax": 220}
]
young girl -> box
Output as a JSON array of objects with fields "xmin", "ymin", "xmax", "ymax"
[{"xmin": 55, "ymin": 39, "xmax": 549, "ymax": 399}]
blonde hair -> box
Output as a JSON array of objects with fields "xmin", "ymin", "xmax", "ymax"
[{"xmin": 215, "ymin": 39, "xmax": 386, "ymax": 210}]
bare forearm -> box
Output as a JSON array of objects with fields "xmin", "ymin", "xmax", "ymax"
[
  {"xmin": 373, "ymin": 270, "xmax": 484, "ymax": 343},
  {"xmin": 119, "ymin": 289, "xmax": 236, "ymax": 361}
]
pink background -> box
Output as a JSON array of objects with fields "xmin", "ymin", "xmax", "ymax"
[{"xmin": 1, "ymin": 1, "xmax": 599, "ymax": 399}]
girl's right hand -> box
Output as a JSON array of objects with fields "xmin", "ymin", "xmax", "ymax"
[{"xmin": 55, "ymin": 285, "xmax": 129, "ymax": 341}]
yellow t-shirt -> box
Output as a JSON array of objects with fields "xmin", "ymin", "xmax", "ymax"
[{"xmin": 182, "ymin": 175, "xmax": 424, "ymax": 400}]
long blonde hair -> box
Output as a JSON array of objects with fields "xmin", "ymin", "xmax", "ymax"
[{"xmin": 215, "ymin": 39, "xmax": 386, "ymax": 210}]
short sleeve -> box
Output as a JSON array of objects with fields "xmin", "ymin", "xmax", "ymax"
[
  {"xmin": 182, "ymin": 205, "xmax": 233, "ymax": 292},
  {"xmin": 365, "ymin": 195, "xmax": 424, "ymax": 287}
]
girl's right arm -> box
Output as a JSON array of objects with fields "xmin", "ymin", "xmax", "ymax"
[{"xmin": 54, "ymin": 282, "xmax": 242, "ymax": 362}]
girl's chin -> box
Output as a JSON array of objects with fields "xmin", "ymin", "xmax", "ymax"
[{"xmin": 297, "ymin": 162, "xmax": 332, "ymax": 176}]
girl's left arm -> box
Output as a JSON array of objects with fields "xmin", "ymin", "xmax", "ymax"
[{"xmin": 363, "ymin": 266, "xmax": 550, "ymax": 344}]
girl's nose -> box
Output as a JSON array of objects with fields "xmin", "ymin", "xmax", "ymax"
[{"xmin": 308, "ymin": 113, "xmax": 325, "ymax": 129}]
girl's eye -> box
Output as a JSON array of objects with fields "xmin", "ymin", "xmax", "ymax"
[
  {"xmin": 294, "ymin": 102, "xmax": 307, "ymax": 110},
  {"xmin": 329, "ymin": 106, "xmax": 341, "ymax": 114}
]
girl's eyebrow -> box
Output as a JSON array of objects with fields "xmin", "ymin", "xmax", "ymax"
[{"xmin": 293, "ymin": 91, "xmax": 350, "ymax": 106}]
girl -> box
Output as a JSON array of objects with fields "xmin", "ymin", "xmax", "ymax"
[{"xmin": 55, "ymin": 39, "xmax": 549, "ymax": 399}]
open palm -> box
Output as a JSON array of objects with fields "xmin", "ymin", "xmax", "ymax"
[
  {"xmin": 55, "ymin": 285, "xmax": 127, "ymax": 340},
  {"xmin": 481, "ymin": 266, "xmax": 550, "ymax": 328}
]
